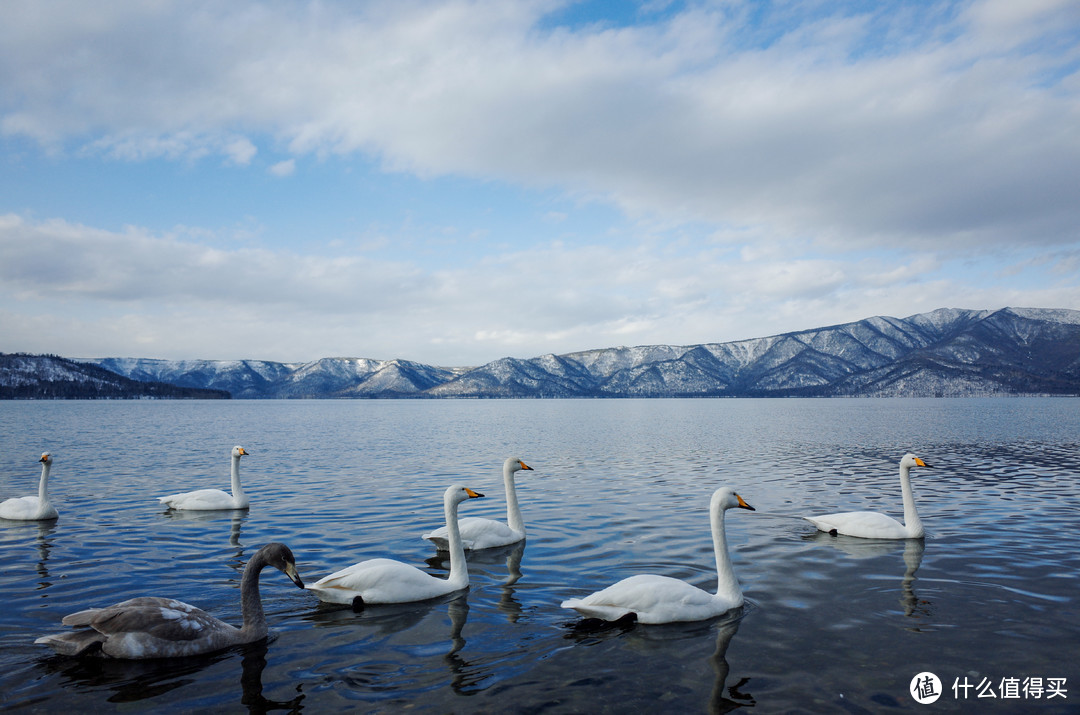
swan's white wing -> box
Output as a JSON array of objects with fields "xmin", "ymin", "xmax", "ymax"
[
  {"xmin": 0, "ymin": 496, "xmax": 57, "ymax": 520},
  {"xmin": 307, "ymin": 558, "xmax": 460, "ymax": 605},
  {"xmin": 805, "ymin": 511, "xmax": 910, "ymax": 539},
  {"xmin": 423, "ymin": 516, "xmax": 523, "ymax": 551},
  {"xmin": 158, "ymin": 489, "xmax": 244, "ymax": 510},
  {"xmin": 562, "ymin": 574, "xmax": 738, "ymax": 625}
]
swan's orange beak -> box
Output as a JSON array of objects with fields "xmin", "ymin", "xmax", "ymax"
[
  {"xmin": 914, "ymin": 457, "xmax": 929, "ymax": 467},
  {"xmin": 736, "ymin": 494, "xmax": 755, "ymax": 511},
  {"xmin": 238, "ymin": 447, "xmax": 249, "ymax": 456},
  {"xmin": 465, "ymin": 487, "xmax": 485, "ymax": 498},
  {"xmin": 519, "ymin": 460, "xmax": 534, "ymax": 471},
  {"xmin": 39, "ymin": 454, "xmax": 49, "ymax": 463}
]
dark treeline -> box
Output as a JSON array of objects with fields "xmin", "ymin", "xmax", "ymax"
[{"xmin": 0, "ymin": 353, "xmax": 230, "ymax": 400}]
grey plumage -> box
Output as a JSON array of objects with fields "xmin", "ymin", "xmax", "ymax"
[{"xmin": 35, "ymin": 543, "xmax": 303, "ymax": 659}]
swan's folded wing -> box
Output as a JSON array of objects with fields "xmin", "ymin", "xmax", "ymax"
[
  {"xmin": 61, "ymin": 597, "xmax": 177, "ymax": 626},
  {"xmin": 88, "ymin": 599, "xmax": 216, "ymax": 641},
  {"xmin": 423, "ymin": 517, "xmax": 521, "ymax": 550},
  {"xmin": 158, "ymin": 489, "xmax": 237, "ymax": 509},
  {"xmin": 0, "ymin": 496, "xmax": 38, "ymax": 519},
  {"xmin": 309, "ymin": 558, "xmax": 459, "ymax": 604},
  {"xmin": 806, "ymin": 510, "xmax": 907, "ymax": 538},
  {"xmin": 562, "ymin": 574, "xmax": 731, "ymax": 624},
  {"xmin": 461, "ymin": 518, "xmax": 521, "ymax": 549},
  {"xmin": 309, "ymin": 558, "xmax": 405, "ymax": 596}
]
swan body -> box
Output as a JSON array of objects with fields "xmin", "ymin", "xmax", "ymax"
[
  {"xmin": 158, "ymin": 446, "xmax": 251, "ymax": 510},
  {"xmin": 805, "ymin": 453, "xmax": 931, "ymax": 539},
  {"xmin": 0, "ymin": 453, "xmax": 58, "ymax": 521},
  {"xmin": 35, "ymin": 542, "xmax": 304, "ymax": 659},
  {"xmin": 423, "ymin": 458, "xmax": 533, "ymax": 551},
  {"xmin": 561, "ymin": 487, "xmax": 755, "ymax": 625},
  {"xmin": 308, "ymin": 485, "xmax": 484, "ymax": 606}
]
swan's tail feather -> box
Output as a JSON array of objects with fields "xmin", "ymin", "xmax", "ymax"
[
  {"xmin": 560, "ymin": 599, "xmax": 636, "ymax": 622},
  {"xmin": 804, "ymin": 516, "xmax": 835, "ymax": 533},
  {"xmin": 422, "ymin": 534, "xmax": 451, "ymax": 550},
  {"xmin": 60, "ymin": 608, "xmax": 103, "ymax": 627},
  {"xmin": 35, "ymin": 630, "xmax": 105, "ymax": 656}
]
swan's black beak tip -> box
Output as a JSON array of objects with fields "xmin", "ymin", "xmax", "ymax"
[{"xmin": 285, "ymin": 565, "xmax": 304, "ymax": 589}]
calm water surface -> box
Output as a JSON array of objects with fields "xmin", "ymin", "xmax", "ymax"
[{"xmin": 1, "ymin": 398, "xmax": 1077, "ymax": 713}]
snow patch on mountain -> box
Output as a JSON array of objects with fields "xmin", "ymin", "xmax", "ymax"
[{"xmin": 68, "ymin": 307, "xmax": 1080, "ymax": 398}]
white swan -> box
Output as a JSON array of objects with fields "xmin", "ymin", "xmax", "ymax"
[
  {"xmin": 423, "ymin": 457, "xmax": 534, "ymax": 551},
  {"xmin": 0, "ymin": 453, "xmax": 58, "ymax": 521},
  {"xmin": 307, "ymin": 484, "xmax": 484, "ymax": 606},
  {"xmin": 560, "ymin": 487, "xmax": 755, "ymax": 625},
  {"xmin": 158, "ymin": 446, "xmax": 251, "ymax": 510},
  {"xmin": 804, "ymin": 453, "xmax": 931, "ymax": 539},
  {"xmin": 34, "ymin": 542, "xmax": 304, "ymax": 658}
]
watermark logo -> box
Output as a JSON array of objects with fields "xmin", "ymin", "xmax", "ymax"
[
  {"xmin": 911, "ymin": 672, "xmax": 942, "ymax": 704},
  {"xmin": 910, "ymin": 673, "xmax": 1067, "ymax": 703}
]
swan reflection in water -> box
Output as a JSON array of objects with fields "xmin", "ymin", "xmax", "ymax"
[
  {"xmin": 804, "ymin": 531, "xmax": 930, "ymax": 622},
  {"xmin": 162, "ymin": 508, "xmax": 248, "ymax": 549},
  {"xmin": 563, "ymin": 607, "xmax": 756, "ymax": 712},
  {"xmin": 0, "ymin": 520, "xmax": 58, "ymax": 589},
  {"xmin": 304, "ymin": 590, "xmax": 491, "ymax": 696},
  {"xmin": 443, "ymin": 594, "xmax": 484, "ymax": 694},
  {"xmin": 39, "ymin": 639, "xmax": 303, "ymax": 711},
  {"xmin": 426, "ymin": 539, "xmax": 526, "ymax": 622},
  {"xmin": 708, "ymin": 612, "xmax": 756, "ymax": 714}
]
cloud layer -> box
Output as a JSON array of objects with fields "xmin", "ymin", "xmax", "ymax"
[
  {"xmin": 3, "ymin": 212, "xmax": 1075, "ymax": 363},
  {"xmin": 1, "ymin": 0, "xmax": 1079, "ymax": 363}
]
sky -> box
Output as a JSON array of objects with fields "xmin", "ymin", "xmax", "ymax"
[{"xmin": 1, "ymin": 0, "xmax": 1079, "ymax": 367}]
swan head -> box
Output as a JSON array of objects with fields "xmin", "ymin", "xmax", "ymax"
[
  {"xmin": 232, "ymin": 446, "xmax": 249, "ymax": 458},
  {"xmin": 39, "ymin": 452, "xmax": 52, "ymax": 464},
  {"xmin": 901, "ymin": 453, "xmax": 930, "ymax": 469},
  {"xmin": 445, "ymin": 484, "xmax": 485, "ymax": 505},
  {"xmin": 712, "ymin": 487, "xmax": 755, "ymax": 512},
  {"xmin": 258, "ymin": 542, "xmax": 304, "ymax": 589},
  {"xmin": 505, "ymin": 457, "xmax": 533, "ymax": 473}
]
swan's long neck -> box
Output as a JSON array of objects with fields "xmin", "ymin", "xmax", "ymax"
[
  {"xmin": 444, "ymin": 495, "xmax": 470, "ymax": 590},
  {"xmin": 503, "ymin": 466, "xmax": 524, "ymax": 534},
  {"xmin": 37, "ymin": 461, "xmax": 51, "ymax": 506},
  {"xmin": 899, "ymin": 463, "xmax": 923, "ymax": 537},
  {"xmin": 711, "ymin": 504, "xmax": 741, "ymax": 603},
  {"xmin": 238, "ymin": 551, "xmax": 268, "ymax": 639},
  {"xmin": 230, "ymin": 454, "xmax": 245, "ymax": 501}
]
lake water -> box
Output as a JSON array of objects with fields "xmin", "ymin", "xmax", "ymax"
[{"xmin": 1, "ymin": 398, "xmax": 1077, "ymax": 713}]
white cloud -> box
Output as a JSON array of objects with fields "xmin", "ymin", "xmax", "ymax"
[
  {"xmin": 1, "ymin": 2, "xmax": 1078, "ymax": 364},
  {"xmin": 1, "ymin": 0, "xmax": 1077, "ymax": 251},
  {"xmin": 2, "ymin": 213, "xmax": 1077, "ymax": 364},
  {"xmin": 269, "ymin": 159, "xmax": 295, "ymax": 177},
  {"xmin": 225, "ymin": 137, "xmax": 257, "ymax": 166}
]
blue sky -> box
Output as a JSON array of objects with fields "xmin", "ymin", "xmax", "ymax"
[{"xmin": 2, "ymin": 0, "xmax": 1078, "ymax": 366}]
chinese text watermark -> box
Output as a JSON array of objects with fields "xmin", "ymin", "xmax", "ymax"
[{"xmin": 911, "ymin": 673, "xmax": 1067, "ymax": 704}]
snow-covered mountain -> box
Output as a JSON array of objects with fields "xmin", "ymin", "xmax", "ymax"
[
  {"xmin": 0, "ymin": 353, "xmax": 229, "ymax": 399},
  {"xmin": 85, "ymin": 356, "xmax": 466, "ymax": 398},
  {"xmin": 61, "ymin": 307, "xmax": 1080, "ymax": 398}
]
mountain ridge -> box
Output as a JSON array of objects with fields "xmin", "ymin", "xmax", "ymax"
[
  {"xmin": 0, "ymin": 353, "xmax": 230, "ymax": 399},
  {"xmin": 6, "ymin": 307, "xmax": 1079, "ymax": 398}
]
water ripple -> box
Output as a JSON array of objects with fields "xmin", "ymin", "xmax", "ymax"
[{"xmin": 1, "ymin": 398, "xmax": 1078, "ymax": 712}]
